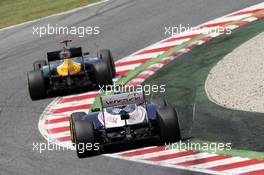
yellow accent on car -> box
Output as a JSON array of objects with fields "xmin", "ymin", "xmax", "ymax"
[{"xmin": 57, "ymin": 59, "xmax": 81, "ymax": 76}]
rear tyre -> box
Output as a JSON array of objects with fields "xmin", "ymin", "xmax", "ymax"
[
  {"xmin": 27, "ymin": 70, "xmax": 46, "ymax": 100},
  {"xmin": 150, "ymin": 98, "xmax": 167, "ymax": 108},
  {"xmin": 73, "ymin": 120, "xmax": 99, "ymax": 158},
  {"xmin": 93, "ymin": 61, "xmax": 113, "ymax": 88},
  {"xmin": 97, "ymin": 49, "xmax": 116, "ymax": 78},
  {"xmin": 33, "ymin": 60, "xmax": 47, "ymax": 71},
  {"xmin": 70, "ymin": 112, "xmax": 86, "ymax": 143},
  {"xmin": 156, "ymin": 105, "xmax": 181, "ymax": 142}
]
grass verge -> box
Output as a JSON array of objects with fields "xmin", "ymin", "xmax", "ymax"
[{"xmin": 0, "ymin": 0, "xmax": 99, "ymax": 29}]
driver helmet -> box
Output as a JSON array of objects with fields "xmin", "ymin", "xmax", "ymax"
[{"xmin": 59, "ymin": 50, "xmax": 71, "ymax": 59}]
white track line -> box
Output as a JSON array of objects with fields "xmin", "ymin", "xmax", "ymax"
[
  {"xmin": 49, "ymin": 131, "xmax": 71, "ymax": 139},
  {"xmin": 51, "ymin": 99, "xmax": 94, "ymax": 109},
  {"xmin": 159, "ymin": 152, "xmax": 217, "ymax": 164},
  {"xmin": 115, "ymin": 63, "xmax": 142, "ymax": 72},
  {"xmin": 223, "ymin": 163, "xmax": 264, "ymax": 174},
  {"xmin": 190, "ymin": 157, "xmax": 250, "ymax": 169},
  {"xmin": 59, "ymin": 91, "xmax": 99, "ymax": 100},
  {"xmin": 131, "ymin": 149, "xmax": 182, "ymax": 160},
  {"xmin": 46, "ymin": 121, "xmax": 70, "ymax": 129},
  {"xmin": 116, "ymin": 52, "xmax": 164, "ymax": 63},
  {"xmin": 112, "ymin": 146, "xmax": 157, "ymax": 155},
  {"xmin": 44, "ymin": 109, "xmax": 89, "ymax": 118},
  {"xmin": 142, "ymin": 39, "xmax": 189, "ymax": 50}
]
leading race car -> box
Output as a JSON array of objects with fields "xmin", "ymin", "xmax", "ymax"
[
  {"xmin": 69, "ymin": 91, "xmax": 182, "ymax": 158},
  {"xmin": 27, "ymin": 39, "xmax": 115, "ymax": 100}
]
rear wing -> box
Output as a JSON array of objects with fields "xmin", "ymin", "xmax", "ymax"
[
  {"xmin": 47, "ymin": 47, "xmax": 83, "ymax": 62},
  {"xmin": 101, "ymin": 91, "xmax": 145, "ymax": 108}
]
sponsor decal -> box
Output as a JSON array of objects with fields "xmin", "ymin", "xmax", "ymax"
[
  {"xmin": 98, "ymin": 106, "xmax": 146, "ymax": 128},
  {"xmin": 101, "ymin": 91, "xmax": 144, "ymax": 108}
]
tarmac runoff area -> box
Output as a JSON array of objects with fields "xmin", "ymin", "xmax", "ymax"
[{"xmin": 206, "ymin": 31, "xmax": 264, "ymax": 113}]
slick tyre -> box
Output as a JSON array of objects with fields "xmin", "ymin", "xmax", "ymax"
[
  {"xmin": 156, "ymin": 105, "xmax": 181, "ymax": 142},
  {"xmin": 73, "ymin": 120, "xmax": 98, "ymax": 158},
  {"xmin": 70, "ymin": 112, "xmax": 86, "ymax": 143},
  {"xmin": 93, "ymin": 61, "xmax": 113, "ymax": 88},
  {"xmin": 27, "ymin": 70, "xmax": 46, "ymax": 100},
  {"xmin": 150, "ymin": 98, "xmax": 167, "ymax": 108},
  {"xmin": 33, "ymin": 60, "xmax": 47, "ymax": 71},
  {"xmin": 97, "ymin": 49, "xmax": 116, "ymax": 78}
]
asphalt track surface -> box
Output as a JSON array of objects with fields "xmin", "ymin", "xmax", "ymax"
[{"xmin": 0, "ymin": 0, "xmax": 263, "ymax": 175}]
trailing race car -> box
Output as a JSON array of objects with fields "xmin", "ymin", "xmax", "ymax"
[
  {"xmin": 27, "ymin": 39, "xmax": 116, "ymax": 100},
  {"xmin": 69, "ymin": 91, "xmax": 182, "ymax": 158}
]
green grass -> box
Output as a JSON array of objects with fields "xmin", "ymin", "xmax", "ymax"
[{"xmin": 0, "ymin": 0, "xmax": 99, "ymax": 29}]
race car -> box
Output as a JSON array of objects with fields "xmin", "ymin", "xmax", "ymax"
[
  {"xmin": 69, "ymin": 91, "xmax": 182, "ymax": 158},
  {"xmin": 27, "ymin": 39, "xmax": 116, "ymax": 100}
]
